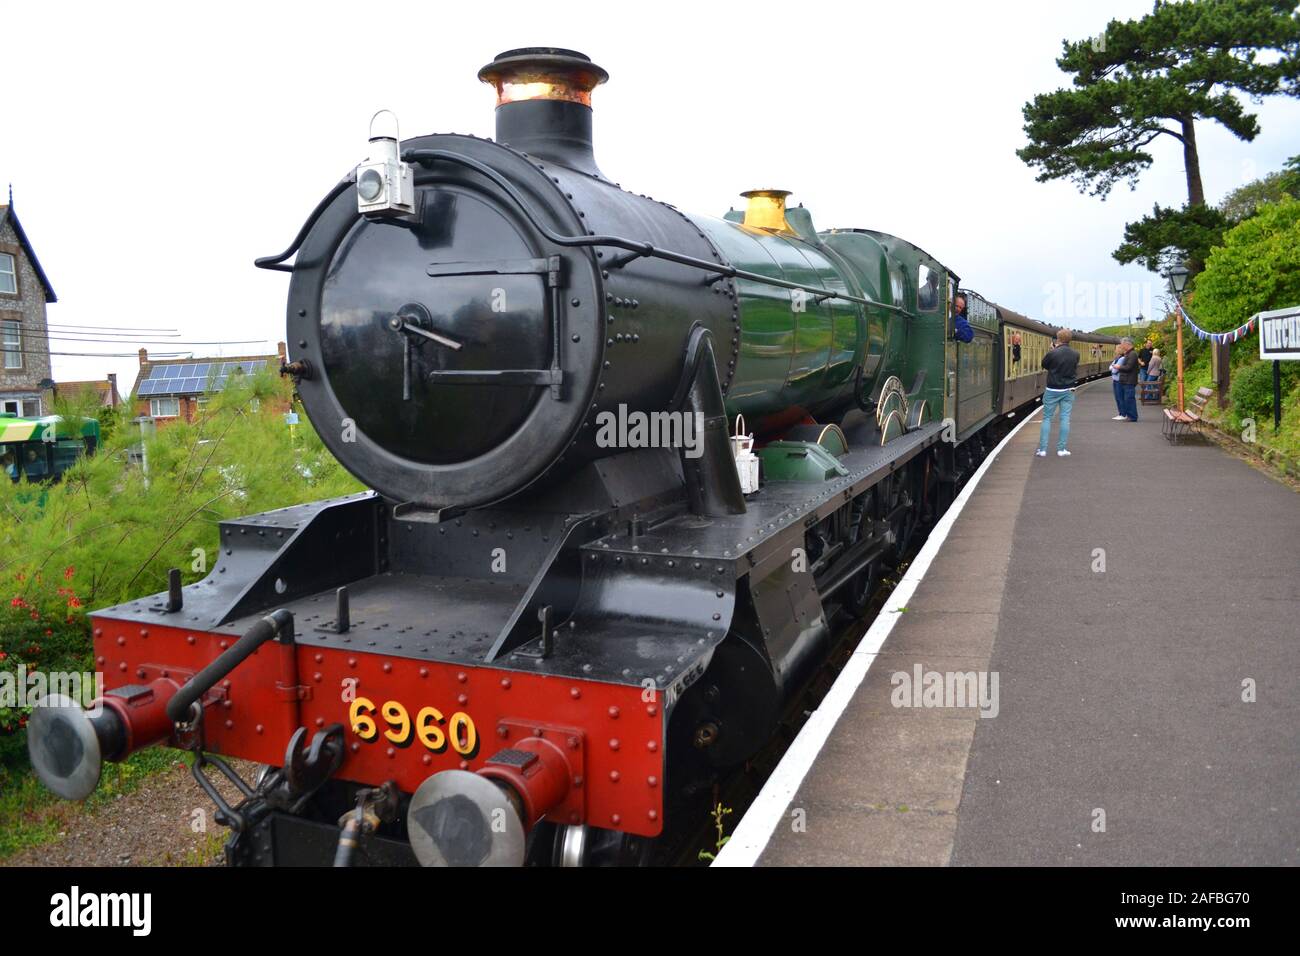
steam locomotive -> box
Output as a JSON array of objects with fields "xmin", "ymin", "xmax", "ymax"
[{"xmin": 27, "ymin": 48, "xmax": 1119, "ymax": 866}]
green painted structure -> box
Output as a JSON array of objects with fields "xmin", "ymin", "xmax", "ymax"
[
  {"xmin": 689, "ymin": 199, "xmax": 999, "ymax": 471},
  {"xmin": 0, "ymin": 413, "xmax": 100, "ymax": 483}
]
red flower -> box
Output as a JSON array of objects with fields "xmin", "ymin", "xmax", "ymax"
[
  {"xmin": 0, "ymin": 651, "xmax": 7, "ymax": 662},
  {"xmin": 29, "ymin": 611, "xmax": 39, "ymax": 620},
  {"xmin": 64, "ymin": 566, "xmax": 75, "ymax": 581},
  {"xmin": 9, "ymin": 597, "xmax": 25, "ymax": 609},
  {"xmin": 67, "ymin": 596, "xmax": 82, "ymax": 609},
  {"xmin": 44, "ymin": 628, "xmax": 52, "ymax": 636}
]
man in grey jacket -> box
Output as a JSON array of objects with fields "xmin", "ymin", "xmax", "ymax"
[{"xmin": 1115, "ymin": 337, "xmax": 1140, "ymax": 422}]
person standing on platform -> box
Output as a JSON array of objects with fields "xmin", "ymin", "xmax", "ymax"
[
  {"xmin": 1036, "ymin": 328, "xmax": 1081, "ymax": 458},
  {"xmin": 1115, "ymin": 337, "xmax": 1140, "ymax": 422},
  {"xmin": 1147, "ymin": 349, "xmax": 1163, "ymax": 381},
  {"xmin": 1109, "ymin": 344, "xmax": 1126, "ymax": 419},
  {"xmin": 1137, "ymin": 339, "xmax": 1154, "ymax": 383}
]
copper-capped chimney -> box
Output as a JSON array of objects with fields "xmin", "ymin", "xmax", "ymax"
[{"xmin": 478, "ymin": 47, "xmax": 609, "ymax": 178}]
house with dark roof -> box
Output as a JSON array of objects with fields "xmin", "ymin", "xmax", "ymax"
[
  {"xmin": 130, "ymin": 343, "xmax": 287, "ymax": 424},
  {"xmin": 0, "ymin": 200, "xmax": 57, "ymax": 418},
  {"xmin": 54, "ymin": 374, "xmax": 122, "ymax": 408}
]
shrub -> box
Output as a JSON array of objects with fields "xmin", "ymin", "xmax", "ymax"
[
  {"xmin": 0, "ymin": 575, "xmax": 93, "ymax": 764},
  {"xmin": 1230, "ymin": 359, "xmax": 1300, "ymax": 424}
]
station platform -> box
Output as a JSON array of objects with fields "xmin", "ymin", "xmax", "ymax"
[{"xmin": 717, "ymin": 381, "xmax": 1299, "ymax": 866}]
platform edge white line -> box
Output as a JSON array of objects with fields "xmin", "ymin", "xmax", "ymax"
[{"xmin": 710, "ymin": 403, "xmax": 1044, "ymax": 867}]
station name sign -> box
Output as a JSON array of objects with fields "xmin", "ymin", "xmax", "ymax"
[{"xmin": 1257, "ymin": 306, "xmax": 1300, "ymax": 361}]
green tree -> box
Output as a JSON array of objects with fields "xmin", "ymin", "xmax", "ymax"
[
  {"xmin": 1219, "ymin": 154, "xmax": 1300, "ymax": 222},
  {"xmin": 1113, "ymin": 202, "xmax": 1229, "ymax": 273},
  {"xmin": 1018, "ymin": 0, "xmax": 1300, "ymax": 271},
  {"xmin": 1191, "ymin": 196, "xmax": 1300, "ymax": 328}
]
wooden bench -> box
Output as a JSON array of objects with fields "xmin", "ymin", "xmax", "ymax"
[
  {"xmin": 1162, "ymin": 387, "xmax": 1213, "ymax": 444},
  {"xmin": 1139, "ymin": 375, "xmax": 1166, "ymax": 405}
]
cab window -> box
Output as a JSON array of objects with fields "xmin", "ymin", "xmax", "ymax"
[{"xmin": 917, "ymin": 264, "xmax": 939, "ymax": 312}]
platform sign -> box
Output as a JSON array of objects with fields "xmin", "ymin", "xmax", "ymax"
[
  {"xmin": 1254, "ymin": 305, "xmax": 1300, "ymax": 432},
  {"xmin": 1257, "ymin": 306, "xmax": 1300, "ymax": 360}
]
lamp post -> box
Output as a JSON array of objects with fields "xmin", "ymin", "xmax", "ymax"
[{"xmin": 1166, "ymin": 261, "xmax": 1191, "ymax": 412}]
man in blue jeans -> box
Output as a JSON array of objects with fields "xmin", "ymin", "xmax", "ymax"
[
  {"xmin": 1037, "ymin": 328, "xmax": 1080, "ymax": 457},
  {"xmin": 1114, "ymin": 337, "xmax": 1140, "ymax": 421},
  {"xmin": 1109, "ymin": 346, "xmax": 1126, "ymax": 418}
]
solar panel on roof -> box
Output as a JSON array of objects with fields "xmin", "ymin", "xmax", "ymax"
[
  {"xmin": 138, "ymin": 380, "xmax": 155, "ymax": 396},
  {"xmin": 164, "ymin": 366, "xmax": 180, "ymax": 379},
  {"xmin": 195, "ymin": 363, "xmax": 211, "ymax": 377}
]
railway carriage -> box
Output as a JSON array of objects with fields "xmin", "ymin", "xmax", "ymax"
[
  {"xmin": 996, "ymin": 307, "xmax": 1115, "ymax": 414},
  {"xmin": 27, "ymin": 48, "xmax": 1117, "ymax": 867}
]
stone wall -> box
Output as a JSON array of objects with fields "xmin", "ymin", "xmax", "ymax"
[{"xmin": 0, "ymin": 216, "xmax": 54, "ymax": 415}]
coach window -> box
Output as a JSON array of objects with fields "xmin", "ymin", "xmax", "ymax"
[{"xmin": 917, "ymin": 264, "xmax": 939, "ymax": 312}]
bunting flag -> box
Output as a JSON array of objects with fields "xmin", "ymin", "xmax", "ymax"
[{"xmin": 1175, "ymin": 302, "xmax": 1257, "ymax": 345}]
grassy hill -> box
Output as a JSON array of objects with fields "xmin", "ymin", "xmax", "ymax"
[{"xmin": 1091, "ymin": 323, "xmax": 1155, "ymax": 338}]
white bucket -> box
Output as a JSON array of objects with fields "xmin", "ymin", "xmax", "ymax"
[{"xmin": 731, "ymin": 415, "xmax": 760, "ymax": 495}]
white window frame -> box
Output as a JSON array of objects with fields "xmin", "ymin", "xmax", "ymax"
[
  {"xmin": 150, "ymin": 396, "xmax": 180, "ymax": 418},
  {"xmin": 0, "ymin": 253, "xmax": 16, "ymax": 295},
  {"xmin": 2, "ymin": 319, "xmax": 20, "ymax": 369}
]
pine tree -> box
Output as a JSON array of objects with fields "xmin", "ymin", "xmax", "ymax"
[{"xmin": 1017, "ymin": 0, "xmax": 1300, "ymax": 272}]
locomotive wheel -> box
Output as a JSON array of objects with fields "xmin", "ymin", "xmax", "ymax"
[
  {"xmin": 842, "ymin": 488, "xmax": 882, "ymax": 616},
  {"xmin": 883, "ymin": 469, "xmax": 919, "ymax": 566},
  {"xmin": 541, "ymin": 823, "xmax": 655, "ymax": 867}
]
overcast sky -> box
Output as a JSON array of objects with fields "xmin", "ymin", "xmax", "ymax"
[{"xmin": 4, "ymin": 0, "xmax": 1298, "ymax": 390}]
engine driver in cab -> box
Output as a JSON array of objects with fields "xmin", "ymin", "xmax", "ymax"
[{"xmin": 952, "ymin": 294, "xmax": 974, "ymax": 343}]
